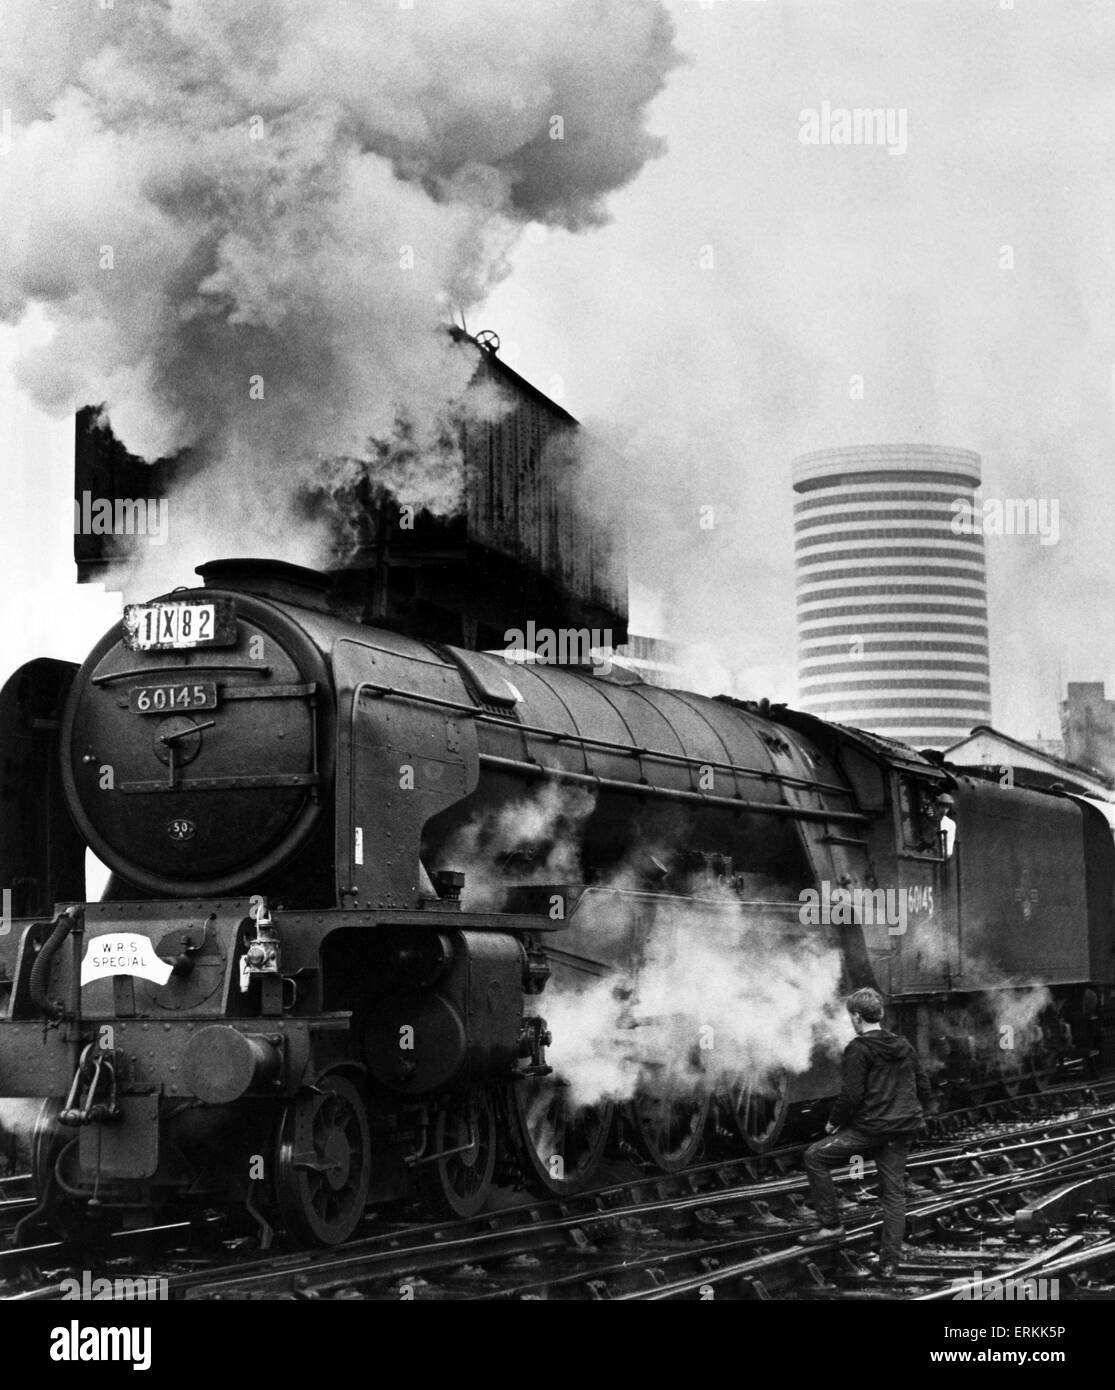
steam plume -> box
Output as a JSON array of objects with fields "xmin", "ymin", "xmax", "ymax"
[
  {"xmin": 0, "ymin": 0, "xmax": 681, "ymax": 580},
  {"xmin": 0, "ymin": 1099, "xmax": 39, "ymax": 1172},
  {"xmin": 440, "ymin": 784, "xmax": 850, "ymax": 1108},
  {"xmin": 442, "ymin": 782, "xmax": 598, "ymax": 912},
  {"xmin": 540, "ymin": 878, "xmax": 850, "ymax": 1111}
]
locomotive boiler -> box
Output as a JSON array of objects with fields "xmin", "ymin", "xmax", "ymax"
[{"xmin": 0, "ymin": 558, "xmax": 1111, "ymax": 1245}]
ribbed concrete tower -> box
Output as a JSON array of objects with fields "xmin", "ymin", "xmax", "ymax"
[{"xmin": 793, "ymin": 444, "xmax": 991, "ymax": 749}]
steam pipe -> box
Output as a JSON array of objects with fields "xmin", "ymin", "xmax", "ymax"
[
  {"xmin": 477, "ymin": 754, "xmax": 869, "ymax": 824},
  {"xmin": 29, "ymin": 907, "xmax": 83, "ymax": 1020},
  {"xmin": 68, "ymin": 907, "xmax": 85, "ymax": 1073}
]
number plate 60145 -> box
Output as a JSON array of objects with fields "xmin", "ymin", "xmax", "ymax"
[{"xmin": 129, "ymin": 682, "xmax": 218, "ymax": 714}]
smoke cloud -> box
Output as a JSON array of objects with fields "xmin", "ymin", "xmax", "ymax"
[
  {"xmin": 489, "ymin": 0, "xmax": 1115, "ymax": 731},
  {"xmin": 0, "ymin": 0, "xmax": 681, "ymax": 582},
  {"xmin": 986, "ymin": 985, "xmax": 1054, "ymax": 1061},
  {"xmin": 441, "ymin": 781, "xmax": 598, "ymax": 912},
  {"xmin": 0, "ymin": 1099, "xmax": 39, "ymax": 1172},
  {"xmin": 540, "ymin": 885, "xmax": 850, "ymax": 1113},
  {"xmin": 439, "ymin": 784, "xmax": 849, "ymax": 1110}
]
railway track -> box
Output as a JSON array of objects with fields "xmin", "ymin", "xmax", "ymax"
[
  {"xmin": 178, "ymin": 1100, "xmax": 1115, "ymax": 1301},
  {"xmin": 0, "ymin": 1198, "xmax": 34, "ymax": 1236},
  {"xmin": 0, "ymin": 1174, "xmax": 34, "ymax": 1239},
  {"xmin": 5, "ymin": 1078, "xmax": 1113, "ymax": 1302},
  {"xmin": 616, "ymin": 1138, "xmax": 1115, "ymax": 1302},
  {"xmin": 0, "ymin": 1213, "xmax": 218, "ymax": 1285}
]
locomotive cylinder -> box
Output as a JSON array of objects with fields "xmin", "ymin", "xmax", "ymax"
[
  {"xmin": 182, "ymin": 1025, "xmax": 283, "ymax": 1104},
  {"xmin": 362, "ymin": 931, "xmax": 525, "ymax": 1094}
]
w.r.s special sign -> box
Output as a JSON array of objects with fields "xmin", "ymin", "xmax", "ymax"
[{"xmin": 81, "ymin": 934, "xmax": 173, "ymax": 987}]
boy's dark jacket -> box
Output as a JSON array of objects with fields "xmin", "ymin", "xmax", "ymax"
[{"xmin": 828, "ymin": 1029, "xmax": 932, "ymax": 1134}]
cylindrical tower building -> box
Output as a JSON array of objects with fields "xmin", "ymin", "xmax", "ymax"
[{"xmin": 792, "ymin": 444, "xmax": 990, "ymax": 749}]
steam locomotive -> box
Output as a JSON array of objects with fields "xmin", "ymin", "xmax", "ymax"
[{"xmin": 0, "ymin": 557, "xmax": 1111, "ymax": 1245}]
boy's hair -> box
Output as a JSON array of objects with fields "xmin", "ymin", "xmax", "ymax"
[{"xmin": 846, "ymin": 987, "xmax": 884, "ymax": 1023}]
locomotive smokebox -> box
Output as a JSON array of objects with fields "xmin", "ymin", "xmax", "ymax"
[
  {"xmin": 182, "ymin": 1025, "xmax": 282, "ymax": 1104},
  {"xmin": 60, "ymin": 563, "xmax": 335, "ymax": 897}
]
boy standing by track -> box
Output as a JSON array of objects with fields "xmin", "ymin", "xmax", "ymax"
[{"xmin": 798, "ymin": 987, "xmax": 931, "ymax": 1280}]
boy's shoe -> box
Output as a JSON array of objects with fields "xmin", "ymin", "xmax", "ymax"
[
  {"xmin": 798, "ymin": 1225, "xmax": 846, "ymax": 1245},
  {"xmin": 875, "ymin": 1262, "xmax": 899, "ymax": 1280}
]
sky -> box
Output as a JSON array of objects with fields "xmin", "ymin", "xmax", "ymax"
[
  {"xmin": 2, "ymin": 0, "xmax": 1114, "ymax": 741},
  {"xmin": 0, "ymin": 311, "xmax": 120, "ymax": 671}
]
